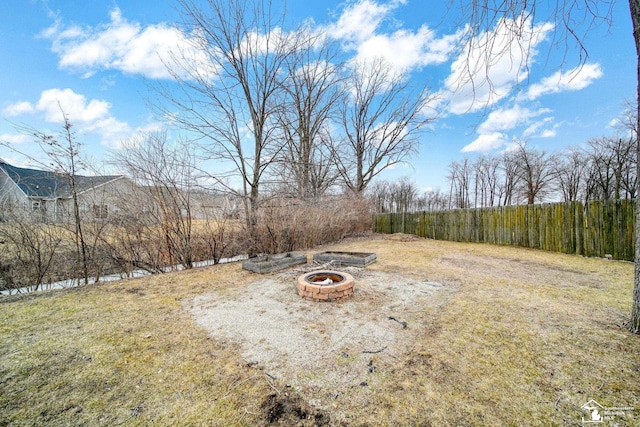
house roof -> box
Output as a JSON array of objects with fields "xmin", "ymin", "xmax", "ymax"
[{"xmin": 0, "ymin": 161, "xmax": 123, "ymax": 199}]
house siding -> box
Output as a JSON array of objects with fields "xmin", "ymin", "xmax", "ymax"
[{"xmin": 0, "ymin": 162, "xmax": 135, "ymax": 223}]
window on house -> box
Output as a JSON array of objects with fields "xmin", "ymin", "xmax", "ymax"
[{"xmin": 93, "ymin": 204, "xmax": 108, "ymax": 219}]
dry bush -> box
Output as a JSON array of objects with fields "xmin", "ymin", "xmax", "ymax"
[
  {"xmin": 0, "ymin": 195, "xmax": 370, "ymax": 292},
  {"xmin": 0, "ymin": 216, "xmax": 128, "ymax": 291},
  {"xmin": 97, "ymin": 215, "xmax": 167, "ymax": 274},
  {"xmin": 190, "ymin": 221, "xmax": 244, "ymax": 265},
  {"xmin": 0, "ymin": 215, "xmax": 106, "ymax": 291},
  {"xmin": 100, "ymin": 214, "xmax": 245, "ymax": 274},
  {"xmin": 251, "ymin": 195, "xmax": 372, "ymax": 254},
  {"xmin": 0, "ymin": 222, "xmax": 65, "ymax": 291}
]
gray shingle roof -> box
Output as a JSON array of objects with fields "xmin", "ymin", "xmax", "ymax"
[{"xmin": 0, "ymin": 162, "xmax": 123, "ymax": 199}]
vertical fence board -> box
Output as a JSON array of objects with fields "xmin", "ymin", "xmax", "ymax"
[{"xmin": 373, "ymin": 200, "xmax": 636, "ymax": 261}]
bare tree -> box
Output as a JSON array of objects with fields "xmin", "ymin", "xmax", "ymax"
[
  {"xmin": 160, "ymin": 0, "xmax": 295, "ymax": 251},
  {"xmin": 556, "ymin": 147, "xmax": 588, "ymax": 202},
  {"xmin": 110, "ymin": 131, "xmax": 197, "ymax": 270},
  {"xmin": 368, "ymin": 177, "xmax": 422, "ymax": 213},
  {"xmin": 616, "ymin": 107, "xmax": 639, "ymax": 198},
  {"xmin": 585, "ymin": 137, "xmax": 618, "ymax": 201},
  {"xmin": 274, "ymin": 27, "xmax": 344, "ymax": 199},
  {"xmin": 392, "ymin": 177, "xmax": 420, "ymax": 213},
  {"xmin": 368, "ymin": 180, "xmax": 392, "ymax": 213},
  {"xmin": 422, "ymin": 189, "xmax": 450, "ymax": 211},
  {"xmin": 584, "ymin": 136, "xmax": 636, "ymax": 201},
  {"xmin": 334, "ymin": 58, "xmax": 436, "ymax": 194},
  {"xmin": 500, "ymin": 149, "xmax": 520, "ymax": 206},
  {"xmin": 447, "ymin": 155, "xmax": 503, "ymax": 209},
  {"xmin": 626, "ymin": 0, "xmax": 640, "ymax": 332},
  {"xmin": 7, "ymin": 109, "xmax": 91, "ymax": 284},
  {"xmin": 511, "ymin": 141, "xmax": 557, "ymax": 204},
  {"xmin": 473, "ymin": 155, "xmax": 502, "ymax": 207},
  {"xmin": 447, "ymin": 159, "xmax": 472, "ymax": 208}
]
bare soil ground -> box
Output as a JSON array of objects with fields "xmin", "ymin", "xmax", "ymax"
[
  {"xmin": 187, "ymin": 266, "xmax": 455, "ymax": 411},
  {"xmin": 1, "ymin": 234, "xmax": 639, "ymax": 426}
]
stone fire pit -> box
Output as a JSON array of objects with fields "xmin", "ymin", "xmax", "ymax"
[{"xmin": 296, "ymin": 270, "xmax": 355, "ymax": 302}]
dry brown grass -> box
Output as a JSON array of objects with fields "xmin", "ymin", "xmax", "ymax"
[{"xmin": 1, "ymin": 234, "xmax": 639, "ymax": 426}]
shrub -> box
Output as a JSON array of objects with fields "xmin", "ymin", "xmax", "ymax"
[{"xmin": 251, "ymin": 195, "xmax": 372, "ymax": 254}]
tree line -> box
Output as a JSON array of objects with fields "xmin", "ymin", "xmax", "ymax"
[{"xmin": 370, "ymin": 129, "xmax": 637, "ymax": 214}]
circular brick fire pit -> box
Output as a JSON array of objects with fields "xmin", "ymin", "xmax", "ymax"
[{"xmin": 297, "ymin": 271, "xmax": 355, "ymax": 302}]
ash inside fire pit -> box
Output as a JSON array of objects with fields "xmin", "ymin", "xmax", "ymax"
[
  {"xmin": 297, "ymin": 270, "xmax": 354, "ymax": 302},
  {"xmin": 305, "ymin": 272, "xmax": 345, "ymax": 285}
]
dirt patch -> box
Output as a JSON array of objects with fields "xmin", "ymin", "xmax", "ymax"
[
  {"xmin": 261, "ymin": 392, "xmax": 329, "ymax": 426},
  {"xmin": 187, "ymin": 265, "xmax": 455, "ymax": 411}
]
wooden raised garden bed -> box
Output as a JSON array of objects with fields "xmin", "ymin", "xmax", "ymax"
[
  {"xmin": 312, "ymin": 251, "xmax": 377, "ymax": 267},
  {"xmin": 242, "ymin": 252, "xmax": 308, "ymax": 274}
]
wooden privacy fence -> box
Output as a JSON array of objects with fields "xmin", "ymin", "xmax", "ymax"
[{"xmin": 372, "ymin": 200, "xmax": 636, "ymax": 261}]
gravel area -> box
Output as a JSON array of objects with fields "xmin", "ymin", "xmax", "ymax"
[{"xmin": 187, "ymin": 264, "xmax": 455, "ymax": 405}]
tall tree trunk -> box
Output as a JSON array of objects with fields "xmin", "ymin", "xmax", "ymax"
[
  {"xmin": 71, "ymin": 187, "xmax": 89, "ymax": 285},
  {"xmin": 629, "ymin": 0, "xmax": 640, "ymax": 333},
  {"xmin": 63, "ymin": 117, "xmax": 89, "ymax": 286}
]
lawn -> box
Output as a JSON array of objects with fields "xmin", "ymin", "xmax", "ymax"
[{"xmin": 1, "ymin": 234, "xmax": 639, "ymax": 426}]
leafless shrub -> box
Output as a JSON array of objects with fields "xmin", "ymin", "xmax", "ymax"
[
  {"xmin": 191, "ymin": 216, "xmax": 242, "ymax": 265},
  {"xmin": 250, "ymin": 196, "xmax": 372, "ymax": 255},
  {"xmin": 99, "ymin": 214, "xmax": 168, "ymax": 275},
  {"xmin": 0, "ymin": 211, "xmax": 64, "ymax": 291},
  {"xmin": 0, "ymin": 206, "xmax": 128, "ymax": 292}
]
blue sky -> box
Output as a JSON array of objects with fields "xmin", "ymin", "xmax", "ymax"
[{"xmin": 0, "ymin": 0, "xmax": 636, "ymax": 192}]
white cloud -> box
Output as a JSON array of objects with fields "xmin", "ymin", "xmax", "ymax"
[
  {"xmin": 35, "ymin": 88, "xmax": 111, "ymax": 124},
  {"xmin": 327, "ymin": 0, "xmax": 396, "ymax": 46},
  {"xmin": 523, "ymin": 63, "xmax": 603, "ymax": 100},
  {"xmin": 0, "ymin": 133, "xmax": 31, "ymax": 145},
  {"xmin": 6, "ymin": 88, "xmax": 131, "ymax": 148},
  {"xmin": 522, "ymin": 117, "xmax": 555, "ymax": 138},
  {"xmin": 463, "ymin": 104, "xmax": 555, "ymax": 153},
  {"xmin": 2, "ymin": 101, "xmax": 35, "ymax": 117},
  {"xmin": 461, "ymin": 132, "xmax": 507, "ymax": 152},
  {"xmin": 110, "ymin": 121, "xmax": 165, "ymax": 150},
  {"xmin": 538, "ymin": 128, "xmax": 557, "ymax": 138},
  {"xmin": 479, "ymin": 105, "xmax": 551, "ymax": 134},
  {"xmin": 42, "ymin": 7, "xmax": 211, "ymax": 80},
  {"xmin": 326, "ymin": 0, "xmax": 460, "ymax": 76},
  {"xmin": 354, "ymin": 26, "xmax": 461, "ymax": 74},
  {"xmin": 443, "ymin": 15, "xmax": 554, "ymax": 114}
]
